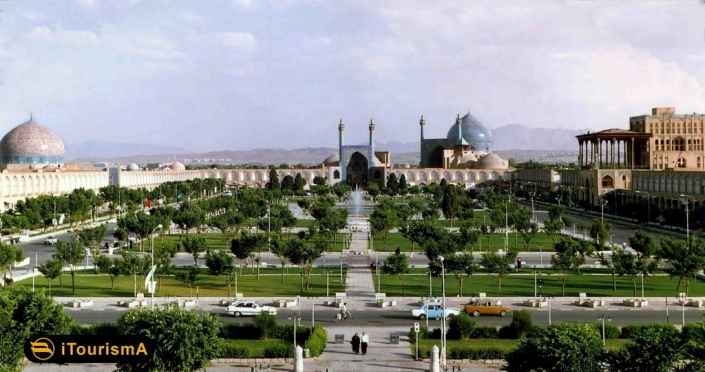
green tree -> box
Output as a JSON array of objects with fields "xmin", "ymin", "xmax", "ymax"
[
  {"xmin": 628, "ymin": 231, "xmax": 660, "ymax": 297},
  {"xmin": 506, "ymin": 324, "xmax": 603, "ymax": 372},
  {"xmin": 120, "ymin": 252, "xmax": 147, "ymax": 296},
  {"xmin": 54, "ymin": 238, "xmax": 85, "ymax": 295},
  {"xmin": 386, "ymin": 173, "xmax": 399, "ymax": 195},
  {"xmin": 270, "ymin": 237, "xmax": 288, "ymax": 283},
  {"xmin": 176, "ymin": 267, "xmax": 199, "ymax": 289},
  {"xmin": 607, "ymin": 325, "xmax": 683, "ymax": 372},
  {"xmin": 398, "ymin": 174, "xmax": 408, "ymax": 195},
  {"xmin": 231, "ymin": 232, "xmax": 264, "ymax": 270},
  {"xmin": 445, "ymin": 253, "xmax": 476, "ymax": 296},
  {"xmin": 382, "ymin": 249, "xmax": 410, "ymax": 295},
  {"xmin": 38, "ymin": 259, "xmax": 63, "ymax": 296},
  {"xmin": 658, "ymin": 238, "xmax": 705, "ymax": 295},
  {"xmin": 113, "ymin": 227, "xmax": 129, "ymax": 242},
  {"xmin": 205, "ymin": 249, "xmax": 233, "ymax": 275},
  {"xmin": 480, "ymin": 250, "xmax": 517, "ymax": 293},
  {"xmin": 0, "ymin": 243, "xmax": 24, "ymax": 286},
  {"xmin": 116, "ymin": 307, "xmax": 221, "ymax": 372},
  {"xmin": 0, "ymin": 289, "xmax": 74, "ymax": 371},
  {"xmin": 551, "ymin": 238, "xmax": 592, "ymax": 296},
  {"xmin": 95, "ymin": 255, "xmax": 117, "ymax": 289},
  {"xmin": 284, "ymin": 238, "xmax": 322, "ymax": 290},
  {"xmin": 180, "ymin": 235, "xmax": 207, "ymax": 266},
  {"xmin": 267, "ymin": 168, "xmax": 280, "ymax": 191},
  {"xmin": 589, "ymin": 219, "xmax": 610, "ymax": 250}
]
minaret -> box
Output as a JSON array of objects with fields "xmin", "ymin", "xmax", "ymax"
[
  {"xmin": 455, "ymin": 113, "xmax": 468, "ymax": 147},
  {"xmin": 368, "ymin": 118, "xmax": 376, "ymax": 169},
  {"xmin": 338, "ymin": 118, "xmax": 344, "ymax": 165},
  {"xmin": 338, "ymin": 119, "xmax": 345, "ymax": 181},
  {"xmin": 419, "ymin": 114, "xmax": 425, "ymax": 161}
]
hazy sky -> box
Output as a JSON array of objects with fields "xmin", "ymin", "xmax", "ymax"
[{"xmin": 1, "ymin": 0, "xmax": 705, "ymax": 151}]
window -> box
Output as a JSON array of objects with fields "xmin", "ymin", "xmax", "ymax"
[
  {"xmin": 333, "ymin": 170, "xmax": 340, "ymax": 179},
  {"xmin": 601, "ymin": 175, "xmax": 614, "ymax": 188},
  {"xmin": 677, "ymin": 158, "xmax": 687, "ymax": 168}
]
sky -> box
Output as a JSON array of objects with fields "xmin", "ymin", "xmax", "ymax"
[{"xmin": 0, "ymin": 0, "xmax": 704, "ymax": 151}]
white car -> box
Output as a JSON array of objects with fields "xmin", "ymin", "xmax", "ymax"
[
  {"xmin": 44, "ymin": 236, "xmax": 58, "ymax": 245},
  {"xmin": 226, "ymin": 301, "xmax": 277, "ymax": 317},
  {"xmin": 411, "ymin": 303, "xmax": 460, "ymax": 320}
]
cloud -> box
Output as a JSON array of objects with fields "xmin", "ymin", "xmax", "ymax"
[
  {"xmin": 26, "ymin": 26, "xmax": 99, "ymax": 47},
  {"xmin": 76, "ymin": 0, "xmax": 97, "ymax": 8},
  {"xmin": 216, "ymin": 32, "xmax": 257, "ymax": 51}
]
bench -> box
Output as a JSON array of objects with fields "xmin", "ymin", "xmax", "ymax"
[{"xmin": 623, "ymin": 298, "xmax": 648, "ymax": 308}]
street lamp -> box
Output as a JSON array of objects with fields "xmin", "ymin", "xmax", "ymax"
[
  {"xmin": 438, "ymin": 255, "xmax": 447, "ymax": 369},
  {"xmin": 679, "ymin": 195, "xmax": 690, "ymax": 246},
  {"xmin": 150, "ymin": 224, "xmax": 163, "ymax": 308},
  {"xmin": 600, "ymin": 198, "xmax": 608, "ymax": 225},
  {"xmin": 599, "ymin": 313, "xmax": 612, "ymax": 347},
  {"xmin": 288, "ymin": 316, "xmax": 301, "ymax": 350}
]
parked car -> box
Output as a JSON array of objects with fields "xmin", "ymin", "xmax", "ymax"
[
  {"xmin": 44, "ymin": 236, "xmax": 58, "ymax": 245},
  {"xmin": 226, "ymin": 301, "xmax": 277, "ymax": 317},
  {"xmin": 463, "ymin": 301, "xmax": 512, "ymax": 317},
  {"xmin": 411, "ymin": 303, "xmax": 459, "ymax": 320}
]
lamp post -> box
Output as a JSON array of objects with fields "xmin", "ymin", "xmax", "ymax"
[
  {"xmin": 600, "ymin": 198, "xmax": 608, "ymax": 225},
  {"xmin": 679, "ymin": 195, "xmax": 690, "ymax": 246},
  {"xmin": 599, "ymin": 313, "xmax": 612, "ymax": 347},
  {"xmin": 439, "ymin": 255, "xmax": 447, "ymax": 369},
  {"xmin": 150, "ymin": 224, "xmax": 163, "ymax": 308}
]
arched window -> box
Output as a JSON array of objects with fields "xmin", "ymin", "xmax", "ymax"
[
  {"xmin": 333, "ymin": 170, "xmax": 340, "ymax": 179},
  {"xmin": 601, "ymin": 175, "xmax": 614, "ymax": 188},
  {"xmin": 677, "ymin": 157, "xmax": 687, "ymax": 168}
]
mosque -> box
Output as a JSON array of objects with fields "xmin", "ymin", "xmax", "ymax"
[
  {"xmin": 321, "ymin": 112, "xmax": 510, "ymax": 188},
  {"xmin": 0, "ymin": 112, "xmax": 510, "ymax": 210}
]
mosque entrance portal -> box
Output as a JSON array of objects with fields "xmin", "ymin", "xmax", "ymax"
[{"xmin": 346, "ymin": 152, "xmax": 368, "ymax": 187}]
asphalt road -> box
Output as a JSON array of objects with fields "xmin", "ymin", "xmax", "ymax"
[{"xmin": 66, "ymin": 306, "xmax": 705, "ymax": 327}]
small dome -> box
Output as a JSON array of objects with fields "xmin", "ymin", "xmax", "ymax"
[
  {"xmin": 170, "ymin": 161, "xmax": 186, "ymax": 171},
  {"xmin": 446, "ymin": 112, "xmax": 492, "ymax": 151},
  {"xmin": 127, "ymin": 163, "xmax": 140, "ymax": 171},
  {"xmin": 322, "ymin": 153, "xmax": 339, "ymax": 166},
  {"xmin": 1, "ymin": 117, "xmax": 65, "ymax": 166},
  {"xmin": 477, "ymin": 153, "xmax": 508, "ymax": 169}
]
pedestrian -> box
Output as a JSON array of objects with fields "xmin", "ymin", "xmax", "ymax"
[
  {"xmin": 361, "ymin": 332, "xmax": 369, "ymax": 355},
  {"xmin": 351, "ymin": 333, "xmax": 360, "ymax": 354}
]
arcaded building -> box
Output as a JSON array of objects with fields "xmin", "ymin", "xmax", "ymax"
[{"xmin": 559, "ymin": 107, "xmax": 705, "ymax": 208}]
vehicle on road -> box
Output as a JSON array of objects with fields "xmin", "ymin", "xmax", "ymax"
[
  {"xmin": 463, "ymin": 301, "xmax": 512, "ymax": 317},
  {"xmin": 411, "ymin": 303, "xmax": 459, "ymax": 320},
  {"xmin": 226, "ymin": 301, "xmax": 277, "ymax": 317},
  {"xmin": 44, "ymin": 236, "xmax": 58, "ymax": 245}
]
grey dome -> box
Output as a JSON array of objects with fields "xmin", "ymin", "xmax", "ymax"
[
  {"xmin": 322, "ymin": 153, "xmax": 339, "ymax": 166},
  {"xmin": 1, "ymin": 118, "xmax": 65, "ymax": 165},
  {"xmin": 170, "ymin": 161, "xmax": 186, "ymax": 171},
  {"xmin": 446, "ymin": 112, "xmax": 492, "ymax": 151},
  {"xmin": 127, "ymin": 163, "xmax": 140, "ymax": 171},
  {"xmin": 477, "ymin": 153, "xmax": 508, "ymax": 169}
]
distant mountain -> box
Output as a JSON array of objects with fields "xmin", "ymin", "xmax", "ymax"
[
  {"xmin": 68, "ymin": 124, "xmax": 580, "ymax": 165},
  {"xmin": 491, "ymin": 124, "xmax": 580, "ymax": 151},
  {"xmin": 66, "ymin": 141, "xmax": 187, "ymax": 162}
]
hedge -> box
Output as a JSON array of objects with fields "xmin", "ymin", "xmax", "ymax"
[
  {"xmin": 620, "ymin": 324, "xmax": 676, "ymax": 339},
  {"xmin": 304, "ymin": 326, "xmax": 327, "ymax": 357},
  {"xmin": 591, "ymin": 322, "xmax": 620, "ymax": 339}
]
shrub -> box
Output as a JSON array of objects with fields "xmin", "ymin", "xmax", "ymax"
[
  {"xmin": 505, "ymin": 324, "xmax": 604, "ymax": 372},
  {"xmin": 620, "ymin": 324, "xmax": 676, "ymax": 339},
  {"xmin": 304, "ymin": 326, "xmax": 327, "ymax": 357},
  {"xmin": 220, "ymin": 343, "xmax": 249, "ymax": 358},
  {"xmin": 591, "ymin": 322, "xmax": 619, "ymax": 339},
  {"xmin": 264, "ymin": 343, "xmax": 292, "ymax": 358},
  {"xmin": 271, "ymin": 324, "xmax": 310, "ymax": 345},
  {"xmin": 682, "ymin": 323, "xmax": 705, "ymax": 342},
  {"xmin": 499, "ymin": 310, "xmax": 534, "ymax": 339},
  {"xmin": 470, "ymin": 326, "xmax": 499, "ymax": 339},
  {"xmin": 408, "ymin": 325, "xmax": 429, "ymax": 343},
  {"xmin": 447, "ymin": 313, "xmax": 477, "ymax": 340},
  {"xmin": 220, "ymin": 323, "xmax": 262, "ymax": 339},
  {"xmin": 255, "ymin": 313, "xmax": 278, "ymax": 338},
  {"xmin": 429, "ymin": 328, "xmax": 442, "ymax": 339},
  {"xmin": 449, "ymin": 347, "xmax": 507, "ymax": 359}
]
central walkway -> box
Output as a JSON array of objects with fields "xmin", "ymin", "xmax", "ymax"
[{"xmin": 345, "ymin": 228, "xmax": 376, "ymax": 298}]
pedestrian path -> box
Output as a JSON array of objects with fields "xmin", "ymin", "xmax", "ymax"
[{"xmin": 344, "ymin": 230, "xmax": 375, "ymax": 298}]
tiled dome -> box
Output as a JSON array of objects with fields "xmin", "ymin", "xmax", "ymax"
[
  {"xmin": 1, "ymin": 118, "xmax": 65, "ymax": 166},
  {"xmin": 446, "ymin": 112, "xmax": 492, "ymax": 151},
  {"xmin": 170, "ymin": 161, "xmax": 186, "ymax": 171}
]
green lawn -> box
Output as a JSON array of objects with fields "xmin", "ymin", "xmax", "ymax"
[
  {"xmin": 147, "ymin": 231, "xmax": 350, "ymax": 253},
  {"xmin": 373, "ymin": 272, "xmax": 705, "ymax": 297},
  {"xmin": 16, "ymin": 268, "xmax": 346, "ymax": 297},
  {"xmin": 221, "ymin": 339, "xmax": 290, "ymax": 358},
  {"xmin": 373, "ymin": 232, "xmax": 560, "ymax": 252},
  {"xmin": 415, "ymin": 338, "xmax": 629, "ymax": 359}
]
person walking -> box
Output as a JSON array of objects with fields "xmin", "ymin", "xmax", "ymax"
[
  {"xmin": 361, "ymin": 332, "xmax": 369, "ymax": 355},
  {"xmin": 351, "ymin": 333, "xmax": 360, "ymax": 354}
]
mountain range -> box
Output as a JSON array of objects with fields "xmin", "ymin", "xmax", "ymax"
[{"xmin": 67, "ymin": 124, "xmax": 580, "ymax": 164}]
